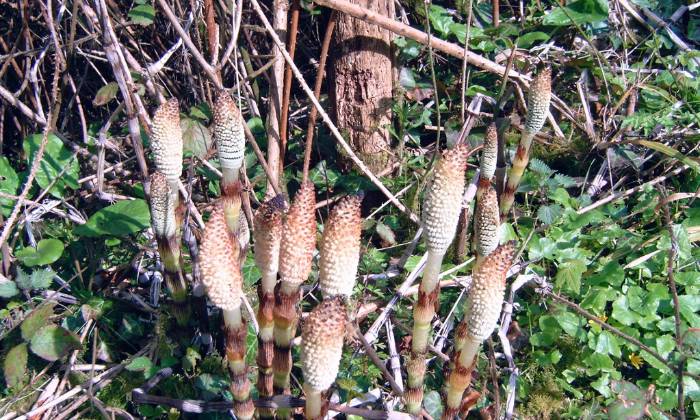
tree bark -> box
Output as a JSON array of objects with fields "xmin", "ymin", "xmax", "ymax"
[{"xmin": 329, "ymin": 0, "xmax": 395, "ymax": 173}]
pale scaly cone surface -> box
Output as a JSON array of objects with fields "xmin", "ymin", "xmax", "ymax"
[
  {"xmin": 150, "ymin": 99, "xmax": 183, "ymax": 200},
  {"xmin": 480, "ymin": 123, "xmax": 498, "ymax": 182},
  {"xmin": 200, "ymin": 205, "xmax": 253, "ymax": 420},
  {"xmin": 500, "ymin": 65, "xmax": 552, "ymax": 218},
  {"xmin": 474, "ymin": 185, "xmax": 499, "ymax": 258},
  {"xmin": 301, "ymin": 297, "xmax": 347, "ymax": 419},
  {"xmin": 407, "ymin": 144, "xmax": 469, "ymax": 415},
  {"xmin": 442, "ymin": 242, "xmax": 516, "ymax": 420},
  {"xmin": 213, "ymin": 91, "xmax": 246, "ymax": 192},
  {"xmin": 253, "ymin": 195, "xmax": 286, "ymax": 405},
  {"xmin": 274, "ymin": 182, "xmax": 316, "ymax": 399},
  {"xmin": 319, "ymin": 195, "xmax": 363, "ymax": 298},
  {"xmin": 149, "ymin": 172, "xmax": 189, "ymax": 326}
]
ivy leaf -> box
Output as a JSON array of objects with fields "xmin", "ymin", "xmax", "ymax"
[
  {"xmin": 15, "ymin": 239, "xmax": 64, "ymax": 267},
  {"xmin": 23, "ymin": 133, "xmax": 79, "ymax": 198},
  {"xmin": 128, "ymin": 4, "xmax": 155, "ymax": 26},
  {"xmin": 0, "ymin": 156, "xmax": 19, "ymax": 216},
  {"xmin": 555, "ymin": 259, "xmax": 587, "ymax": 294},
  {"xmin": 21, "ymin": 303, "xmax": 56, "ymax": 341},
  {"xmin": 75, "ymin": 199, "xmax": 150, "ymax": 237},
  {"xmin": 3, "ymin": 343, "xmax": 28, "ymax": 388},
  {"xmin": 30, "ymin": 324, "xmax": 82, "ymax": 361}
]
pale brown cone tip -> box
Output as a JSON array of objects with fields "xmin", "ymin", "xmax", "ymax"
[
  {"xmin": 301, "ymin": 297, "xmax": 347, "ymax": 391},
  {"xmin": 319, "ymin": 195, "xmax": 363, "ymax": 297},
  {"xmin": 253, "ymin": 195, "xmax": 286, "ymax": 277},
  {"xmin": 149, "ymin": 171, "xmax": 176, "ymax": 239},
  {"xmin": 279, "ymin": 182, "xmax": 317, "ymax": 287},
  {"xmin": 213, "ymin": 91, "xmax": 245, "ymax": 171},
  {"xmin": 423, "ymin": 144, "xmax": 470, "ymax": 253},
  {"xmin": 480, "ymin": 124, "xmax": 498, "ymax": 181},
  {"xmin": 525, "ymin": 65, "xmax": 552, "ymax": 134},
  {"xmin": 200, "ymin": 205, "xmax": 243, "ymax": 311},
  {"xmin": 151, "ymin": 99, "xmax": 183, "ymax": 182},
  {"xmin": 465, "ymin": 242, "xmax": 516, "ymax": 340},
  {"xmin": 474, "ymin": 185, "xmax": 499, "ymax": 257}
]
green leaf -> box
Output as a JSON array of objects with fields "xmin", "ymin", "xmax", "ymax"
[
  {"xmin": 29, "ymin": 324, "xmax": 82, "ymax": 361},
  {"xmin": 0, "ymin": 156, "xmax": 19, "ymax": 216},
  {"xmin": 21, "ymin": 303, "xmax": 56, "ymax": 341},
  {"xmin": 0, "ymin": 276, "xmax": 19, "ymax": 298},
  {"xmin": 75, "ymin": 199, "xmax": 150, "ymax": 237},
  {"xmin": 15, "ymin": 239, "xmax": 64, "ymax": 267},
  {"xmin": 128, "ymin": 4, "xmax": 155, "ymax": 26},
  {"xmin": 607, "ymin": 380, "xmax": 646, "ymax": 420},
  {"xmin": 517, "ymin": 31, "xmax": 550, "ymax": 48},
  {"xmin": 423, "ymin": 390, "xmax": 443, "ymax": 420},
  {"xmin": 596, "ymin": 331, "xmax": 621, "ymax": 358},
  {"xmin": 543, "ymin": 0, "xmax": 609, "ymax": 27},
  {"xmin": 126, "ymin": 356, "xmax": 153, "ymax": 372},
  {"xmin": 242, "ymin": 254, "xmax": 261, "ymax": 287},
  {"xmin": 23, "ymin": 133, "xmax": 79, "ymax": 198},
  {"xmin": 14, "ymin": 268, "xmax": 31, "ymax": 290},
  {"xmin": 656, "ymin": 335, "xmax": 675, "ymax": 358},
  {"xmin": 30, "ymin": 268, "xmax": 55, "ymax": 289},
  {"xmin": 537, "ymin": 204, "xmax": 564, "ymax": 225},
  {"xmin": 637, "ymin": 140, "xmax": 700, "ymax": 173},
  {"xmin": 589, "ymin": 262, "xmax": 624, "ymax": 287},
  {"xmin": 93, "ymin": 82, "xmax": 119, "ymax": 106},
  {"xmin": 555, "ymin": 259, "xmax": 587, "ymax": 294},
  {"xmin": 195, "ymin": 373, "xmax": 229, "ymax": 401},
  {"xmin": 3, "ymin": 343, "xmax": 28, "ymax": 388},
  {"xmin": 428, "ymin": 5, "xmax": 454, "ymax": 37},
  {"xmin": 557, "ymin": 311, "xmax": 586, "ymax": 340},
  {"xmin": 182, "ymin": 347, "xmax": 201, "ymax": 371},
  {"xmin": 181, "ymin": 116, "xmax": 213, "ymax": 159},
  {"xmin": 611, "ymin": 295, "xmax": 638, "ymax": 326}
]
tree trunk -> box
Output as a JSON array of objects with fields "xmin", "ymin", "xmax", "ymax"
[{"xmin": 329, "ymin": 0, "xmax": 395, "ymax": 173}]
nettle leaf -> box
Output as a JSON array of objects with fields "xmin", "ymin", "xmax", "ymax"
[
  {"xmin": 30, "ymin": 324, "xmax": 82, "ymax": 361},
  {"xmin": 128, "ymin": 4, "xmax": 155, "ymax": 26},
  {"xmin": 23, "ymin": 133, "xmax": 79, "ymax": 198},
  {"xmin": 93, "ymin": 82, "xmax": 119, "ymax": 106},
  {"xmin": 181, "ymin": 116, "xmax": 213, "ymax": 159},
  {"xmin": 30, "ymin": 268, "xmax": 55, "ymax": 289},
  {"xmin": 75, "ymin": 199, "xmax": 150, "ymax": 237},
  {"xmin": 3, "ymin": 343, "xmax": 28, "ymax": 388},
  {"xmin": 15, "ymin": 239, "xmax": 64, "ymax": 267},
  {"xmin": 555, "ymin": 259, "xmax": 587, "ymax": 294},
  {"xmin": 529, "ymin": 158, "xmax": 554, "ymax": 176},
  {"xmin": 0, "ymin": 275, "xmax": 19, "ymax": 298},
  {"xmin": 537, "ymin": 204, "xmax": 564, "ymax": 225},
  {"xmin": 21, "ymin": 302, "xmax": 56, "ymax": 341},
  {"xmin": 0, "ymin": 156, "xmax": 19, "ymax": 216},
  {"xmin": 15, "ymin": 268, "xmax": 32, "ymax": 290}
]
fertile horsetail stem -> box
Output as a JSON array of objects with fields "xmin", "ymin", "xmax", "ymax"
[
  {"xmin": 253, "ymin": 195, "xmax": 286, "ymax": 413},
  {"xmin": 406, "ymin": 144, "xmax": 469, "ymax": 414},
  {"xmin": 442, "ymin": 242, "xmax": 515, "ymax": 419},
  {"xmin": 273, "ymin": 182, "xmax": 316, "ymax": 414},
  {"xmin": 301, "ymin": 298, "xmax": 347, "ymax": 419},
  {"xmin": 318, "ymin": 195, "xmax": 363, "ymax": 298},
  {"xmin": 149, "ymin": 172, "xmax": 189, "ymax": 326},
  {"xmin": 474, "ymin": 184, "xmax": 500, "ymax": 261},
  {"xmin": 213, "ymin": 91, "xmax": 246, "ymax": 195},
  {"xmin": 200, "ymin": 206, "xmax": 254, "ymax": 420},
  {"xmin": 150, "ymin": 99, "xmax": 183, "ymax": 205},
  {"xmin": 500, "ymin": 65, "xmax": 551, "ymax": 218}
]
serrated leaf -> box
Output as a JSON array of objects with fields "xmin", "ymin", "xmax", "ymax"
[
  {"xmin": 93, "ymin": 82, "xmax": 119, "ymax": 106},
  {"xmin": 529, "ymin": 158, "xmax": 554, "ymax": 175},
  {"xmin": 23, "ymin": 133, "xmax": 79, "ymax": 198},
  {"xmin": 555, "ymin": 259, "xmax": 587, "ymax": 294},
  {"xmin": 30, "ymin": 268, "xmax": 55, "ymax": 289},
  {"xmin": 14, "ymin": 268, "xmax": 31, "ymax": 290},
  {"xmin": 0, "ymin": 275, "xmax": 19, "ymax": 298},
  {"xmin": 4, "ymin": 343, "xmax": 28, "ymax": 388},
  {"xmin": 0, "ymin": 156, "xmax": 19, "ymax": 217},
  {"xmin": 30, "ymin": 324, "xmax": 82, "ymax": 361},
  {"xmin": 75, "ymin": 199, "xmax": 150, "ymax": 237},
  {"xmin": 181, "ymin": 116, "xmax": 212, "ymax": 159},
  {"xmin": 21, "ymin": 302, "xmax": 56, "ymax": 341},
  {"xmin": 15, "ymin": 239, "xmax": 64, "ymax": 267},
  {"xmin": 128, "ymin": 4, "xmax": 155, "ymax": 26},
  {"xmin": 537, "ymin": 204, "xmax": 563, "ymax": 225}
]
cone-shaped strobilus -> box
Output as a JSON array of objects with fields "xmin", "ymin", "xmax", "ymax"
[
  {"xmin": 200, "ymin": 205, "xmax": 254, "ymax": 420},
  {"xmin": 301, "ymin": 297, "xmax": 347, "ymax": 419},
  {"xmin": 405, "ymin": 144, "xmax": 469, "ymax": 414}
]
